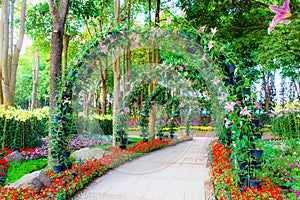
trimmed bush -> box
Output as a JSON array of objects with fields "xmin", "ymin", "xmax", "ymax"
[
  {"xmin": 270, "ymin": 111, "xmax": 300, "ymax": 139},
  {"xmin": 0, "ymin": 107, "xmax": 113, "ymax": 150}
]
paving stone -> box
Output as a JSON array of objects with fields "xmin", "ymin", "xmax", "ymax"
[{"xmin": 71, "ymin": 137, "xmax": 213, "ymax": 200}]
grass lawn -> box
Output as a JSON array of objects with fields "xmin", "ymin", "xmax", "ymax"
[
  {"xmin": 129, "ymin": 137, "xmax": 143, "ymax": 143},
  {"xmin": 5, "ymin": 158, "xmax": 48, "ymax": 184}
]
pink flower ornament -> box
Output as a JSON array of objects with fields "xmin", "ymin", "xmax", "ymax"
[
  {"xmin": 198, "ymin": 25, "xmax": 206, "ymax": 33},
  {"xmin": 268, "ymin": 0, "xmax": 292, "ymax": 34}
]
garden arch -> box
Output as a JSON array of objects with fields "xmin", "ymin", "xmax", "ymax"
[{"xmin": 52, "ymin": 27, "xmax": 230, "ymax": 159}]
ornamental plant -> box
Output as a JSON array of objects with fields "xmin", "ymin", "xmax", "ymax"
[
  {"xmin": 0, "ymin": 137, "xmax": 190, "ymax": 199},
  {"xmin": 210, "ymin": 141, "xmax": 284, "ymax": 199},
  {"xmin": 258, "ymin": 139, "xmax": 300, "ymax": 199},
  {"xmin": 0, "ymin": 159, "xmax": 10, "ymax": 186}
]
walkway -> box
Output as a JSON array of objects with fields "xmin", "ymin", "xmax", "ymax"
[{"xmin": 71, "ymin": 137, "xmax": 213, "ymax": 200}]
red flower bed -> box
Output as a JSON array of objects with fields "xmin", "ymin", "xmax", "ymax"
[
  {"xmin": 211, "ymin": 141, "xmax": 283, "ymax": 199},
  {"xmin": 0, "ymin": 148, "xmax": 134, "ymax": 200},
  {"xmin": 0, "ymin": 148, "xmax": 13, "ymax": 158},
  {"xmin": 128, "ymin": 139, "xmax": 174, "ymax": 153},
  {"xmin": 0, "ymin": 137, "xmax": 192, "ymax": 199}
]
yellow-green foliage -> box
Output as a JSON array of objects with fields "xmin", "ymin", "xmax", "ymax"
[
  {"xmin": 0, "ymin": 107, "xmax": 113, "ymax": 149},
  {"xmin": 128, "ymin": 126, "xmax": 216, "ymax": 132},
  {"xmin": 92, "ymin": 114, "xmax": 112, "ymax": 121},
  {"xmin": 0, "ymin": 105, "xmax": 48, "ymax": 121},
  {"xmin": 0, "ymin": 106, "xmax": 49, "ymax": 150},
  {"xmin": 190, "ymin": 126, "xmax": 216, "ymax": 131}
]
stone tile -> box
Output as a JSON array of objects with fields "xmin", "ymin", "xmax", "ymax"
[{"xmin": 71, "ymin": 137, "xmax": 213, "ymax": 200}]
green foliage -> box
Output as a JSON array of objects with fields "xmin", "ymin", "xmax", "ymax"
[
  {"xmin": 259, "ymin": 139, "xmax": 300, "ymax": 199},
  {"xmin": 76, "ymin": 116, "xmax": 113, "ymax": 135},
  {"xmin": 270, "ymin": 112, "xmax": 300, "ymax": 139},
  {"xmin": 0, "ymin": 107, "xmax": 49, "ymax": 150},
  {"xmin": 180, "ymin": 0, "xmax": 300, "ymax": 85},
  {"xmin": 5, "ymin": 158, "xmax": 48, "ymax": 184},
  {"xmin": 15, "ymin": 41, "xmax": 50, "ymax": 108}
]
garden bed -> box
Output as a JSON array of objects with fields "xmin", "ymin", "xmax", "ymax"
[
  {"xmin": 0, "ymin": 137, "xmax": 192, "ymax": 199},
  {"xmin": 209, "ymin": 139, "xmax": 300, "ymax": 199}
]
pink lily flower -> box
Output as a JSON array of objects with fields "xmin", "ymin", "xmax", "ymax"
[
  {"xmin": 213, "ymin": 77, "xmax": 220, "ymax": 84},
  {"xmin": 208, "ymin": 41, "xmax": 214, "ymax": 51},
  {"xmin": 240, "ymin": 106, "xmax": 252, "ymax": 117},
  {"xmin": 201, "ymin": 53, "xmax": 207, "ymax": 61},
  {"xmin": 268, "ymin": 0, "xmax": 292, "ymax": 34},
  {"xmin": 225, "ymin": 102, "xmax": 235, "ymax": 112},
  {"xmin": 198, "ymin": 25, "xmax": 206, "ymax": 33},
  {"xmin": 178, "ymin": 10, "xmax": 186, "ymax": 17},
  {"xmin": 210, "ymin": 27, "xmax": 218, "ymax": 37},
  {"xmin": 157, "ymin": 28, "xmax": 162, "ymax": 36},
  {"xmin": 99, "ymin": 44, "xmax": 108, "ymax": 54},
  {"xmin": 166, "ymin": 18, "xmax": 172, "ymax": 24}
]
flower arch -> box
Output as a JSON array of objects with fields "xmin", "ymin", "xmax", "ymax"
[{"xmin": 53, "ymin": 26, "xmax": 230, "ymax": 159}]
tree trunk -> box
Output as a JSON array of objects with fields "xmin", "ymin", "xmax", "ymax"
[
  {"xmin": 10, "ymin": 0, "xmax": 26, "ymax": 105},
  {"xmin": 148, "ymin": 0, "xmax": 151, "ymax": 25},
  {"xmin": 0, "ymin": 1, "xmax": 6, "ymax": 104},
  {"xmin": 112, "ymin": 0, "xmax": 121, "ymax": 147},
  {"xmin": 101, "ymin": 67, "xmax": 107, "ymax": 115},
  {"xmin": 48, "ymin": 0, "xmax": 69, "ymax": 111},
  {"xmin": 32, "ymin": 49, "xmax": 40, "ymax": 109},
  {"xmin": 148, "ymin": 0, "xmax": 160, "ymax": 141},
  {"xmin": 47, "ymin": 0, "xmax": 69, "ymax": 166},
  {"xmin": 1, "ymin": 0, "xmax": 11, "ymax": 106},
  {"xmin": 8, "ymin": 0, "xmax": 14, "ymax": 80},
  {"xmin": 62, "ymin": 34, "xmax": 70, "ymax": 80}
]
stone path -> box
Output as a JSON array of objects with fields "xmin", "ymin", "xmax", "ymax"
[{"xmin": 71, "ymin": 137, "xmax": 213, "ymax": 200}]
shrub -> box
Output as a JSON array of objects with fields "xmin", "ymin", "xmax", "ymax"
[
  {"xmin": 0, "ymin": 107, "xmax": 113, "ymax": 150},
  {"xmin": 270, "ymin": 111, "xmax": 300, "ymax": 139}
]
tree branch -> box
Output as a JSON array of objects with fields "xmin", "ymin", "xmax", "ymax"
[
  {"xmin": 234, "ymin": 0, "xmax": 268, "ymax": 26},
  {"xmin": 58, "ymin": 0, "xmax": 69, "ymax": 22},
  {"xmin": 48, "ymin": 0, "xmax": 56, "ymax": 16},
  {"xmin": 246, "ymin": 0, "xmax": 270, "ymax": 9},
  {"xmin": 229, "ymin": 25, "xmax": 267, "ymax": 30}
]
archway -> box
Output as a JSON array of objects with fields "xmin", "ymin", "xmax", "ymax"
[{"xmin": 51, "ymin": 26, "xmax": 229, "ymax": 164}]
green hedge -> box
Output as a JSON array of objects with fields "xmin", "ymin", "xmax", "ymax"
[
  {"xmin": 0, "ymin": 107, "xmax": 113, "ymax": 150},
  {"xmin": 76, "ymin": 115, "xmax": 113, "ymax": 136},
  {"xmin": 0, "ymin": 107, "xmax": 49, "ymax": 150},
  {"xmin": 270, "ymin": 112, "xmax": 300, "ymax": 139}
]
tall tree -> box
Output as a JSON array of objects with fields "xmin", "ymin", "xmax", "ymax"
[
  {"xmin": 0, "ymin": 0, "xmax": 27, "ymax": 106},
  {"xmin": 113, "ymin": 0, "xmax": 121, "ymax": 146},
  {"xmin": 48, "ymin": 0, "xmax": 69, "ymax": 166},
  {"xmin": 48, "ymin": 0, "xmax": 69, "ymax": 110},
  {"xmin": 31, "ymin": 49, "xmax": 40, "ymax": 109}
]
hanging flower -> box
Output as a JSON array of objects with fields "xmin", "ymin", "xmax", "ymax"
[
  {"xmin": 208, "ymin": 41, "xmax": 214, "ymax": 51},
  {"xmin": 268, "ymin": 0, "xmax": 292, "ymax": 34},
  {"xmin": 254, "ymin": 103, "xmax": 260, "ymax": 109},
  {"xmin": 157, "ymin": 28, "xmax": 162, "ymax": 36},
  {"xmin": 149, "ymin": 35, "xmax": 154, "ymax": 40},
  {"xmin": 198, "ymin": 25, "xmax": 206, "ymax": 33},
  {"xmin": 166, "ymin": 18, "xmax": 172, "ymax": 24},
  {"xmin": 178, "ymin": 10, "xmax": 186, "ymax": 17},
  {"xmin": 134, "ymin": 19, "xmax": 142, "ymax": 26},
  {"xmin": 213, "ymin": 77, "xmax": 220, "ymax": 85},
  {"xmin": 224, "ymin": 118, "xmax": 231, "ymax": 129},
  {"xmin": 99, "ymin": 44, "xmax": 108, "ymax": 54},
  {"xmin": 124, "ymin": 107, "xmax": 130, "ymax": 114},
  {"xmin": 225, "ymin": 102, "xmax": 235, "ymax": 112},
  {"xmin": 201, "ymin": 53, "xmax": 207, "ymax": 61},
  {"xmin": 210, "ymin": 27, "xmax": 218, "ymax": 37},
  {"xmin": 240, "ymin": 106, "xmax": 252, "ymax": 117}
]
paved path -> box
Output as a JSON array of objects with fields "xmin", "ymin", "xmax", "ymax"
[{"xmin": 71, "ymin": 137, "xmax": 213, "ymax": 200}]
